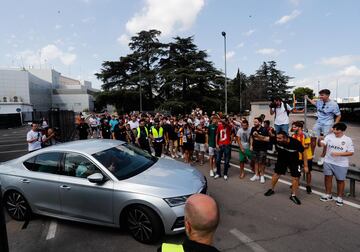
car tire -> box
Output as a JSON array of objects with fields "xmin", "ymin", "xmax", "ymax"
[
  {"xmin": 4, "ymin": 190, "xmax": 31, "ymax": 221},
  {"xmin": 125, "ymin": 205, "xmax": 163, "ymax": 244}
]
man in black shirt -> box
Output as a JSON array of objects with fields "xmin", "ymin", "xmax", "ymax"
[
  {"xmin": 159, "ymin": 194, "xmax": 220, "ymax": 252},
  {"xmin": 100, "ymin": 119, "xmax": 112, "ymax": 139},
  {"xmin": 77, "ymin": 117, "xmax": 90, "ymax": 140},
  {"xmin": 112, "ymin": 122, "xmax": 127, "ymax": 142},
  {"xmin": 194, "ymin": 120, "xmax": 207, "ymax": 165},
  {"xmin": 261, "ymin": 131, "xmax": 308, "ymax": 205},
  {"xmin": 136, "ymin": 119, "xmax": 151, "ymax": 154},
  {"xmin": 249, "ymin": 117, "xmax": 269, "ymax": 183}
]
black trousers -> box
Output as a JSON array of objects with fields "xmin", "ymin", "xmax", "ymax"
[{"xmin": 153, "ymin": 142, "xmax": 163, "ymax": 157}]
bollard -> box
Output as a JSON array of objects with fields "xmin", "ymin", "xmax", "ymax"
[{"xmin": 0, "ymin": 185, "xmax": 9, "ymax": 252}]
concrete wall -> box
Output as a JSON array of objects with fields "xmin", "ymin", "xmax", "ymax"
[
  {"xmin": 28, "ymin": 69, "xmax": 61, "ymax": 88},
  {"xmin": 28, "ymin": 73, "xmax": 52, "ymax": 111},
  {"xmin": 0, "ymin": 69, "xmax": 30, "ymax": 103},
  {"xmin": 249, "ymin": 101, "xmax": 273, "ymax": 125}
]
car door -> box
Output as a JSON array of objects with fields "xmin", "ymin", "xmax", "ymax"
[
  {"xmin": 21, "ymin": 152, "xmax": 62, "ymax": 215},
  {"xmin": 58, "ymin": 152, "xmax": 114, "ymax": 224}
]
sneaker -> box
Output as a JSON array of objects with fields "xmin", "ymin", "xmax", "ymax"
[
  {"xmin": 260, "ymin": 176, "xmax": 265, "ymax": 184},
  {"xmin": 306, "ymin": 185, "xmax": 312, "ymax": 194},
  {"xmin": 317, "ymin": 157, "xmax": 324, "ymax": 166},
  {"xmin": 264, "ymin": 189, "xmax": 275, "ymax": 196},
  {"xmin": 335, "ymin": 198, "xmax": 344, "ymax": 206},
  {"xmin": 214, "ymin": 174, "xmax": 220, "ymax": 179},
  {"xmin": 250, "ymin": 175, "xmax": 260, "ymax": 181},
  {"xmin": 320, "ymin": 194, "xmax": 333, "ymax": 202},
  {"xmin": 290, "ymin": 195, "xmax": 301, "ymax": 205},
  {"xmin": 224, "ymin": 175, "xmax": 228, "ymax": 181},
  {"xmin": 210, "ymin": 170, "xmax": 215, "ymax": 177}
]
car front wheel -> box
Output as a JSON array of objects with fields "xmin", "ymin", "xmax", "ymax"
[
  {"xmin": 126, "ymin": 205, "xmax": 163, "ymax": 244},
  {"xmin": 4, "ymin": 191, "xmax": 31, "ymax": 221}
]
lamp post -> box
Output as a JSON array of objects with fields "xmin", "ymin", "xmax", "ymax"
[{"xmin": 221, "ymin": 31, "xmax": 228, "ymax": 114}]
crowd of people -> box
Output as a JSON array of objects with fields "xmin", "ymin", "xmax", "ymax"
[{"xmin": 27, "ymin": 89, "xmax": 354, "ymax": 209}]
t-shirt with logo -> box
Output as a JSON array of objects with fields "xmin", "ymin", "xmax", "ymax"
[
  {"xmin": 236, "ymin": 128, "xmax": 251, "ymax": 149},
  {"xmin": 274, "ymin": 137, "xmax": 304, "ymax": 164},
  {"xmin": 216, "ymin": 123, "xmax": 231, "ymax": 146},
  {"xmin": 323, "ymin": 133, "xmax": 354, "ymax": 167}
]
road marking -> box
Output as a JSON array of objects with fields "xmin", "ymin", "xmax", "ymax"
[
  {"xmin": 228, "ymin": 161, "xmax": 360, "ymax": 209},
  {"xmin": 46, "ymin": 221, "xmax": 57, "ymax": 240},
  {"xmin": 0, "ymin": 149, "xmax": 27, "ymax": 154},
  {"xmin": 0, "ymin": 143, "xmax": 26, "ymax": 147},
  {"xmin": 230, "ymin": 228, "xmax": 267, "ymax": 252}
]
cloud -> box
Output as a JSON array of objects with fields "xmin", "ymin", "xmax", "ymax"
[
  {"xmin": 117, "ymin": 34, "xmax": 130, "ymax": 46},
  {"xmin": 124, "ymin": 0, "xmax": 204, "ymax": 36},
  {"xmin": 225, "ymin": 51, "xmax": 235, "ymax": 60},
  {"xmin": 290, "ymin": 0, "xmax": 301, "ymax": 6},
  {"xmin": 294, "ymin": 63, "xmax": 305, "ymax": 70},
  {"xmin": 81, "ymin": 17, "xmax": 96, "ymax": 23},
  {"xmin": 55, "ymin": 24, "xmax": 62, "ymax": 30},
  {"xmin": 321, "ymin": 55, "xmax": 360, "ymax": 67},
  {"xmin": 340, "ymin": 65, "xmax": 360, "ymax": 76},
  {"xmin": 15, "ymin": 44, "xmax": 77, "ymax": 67},
  {"xmin": 256, "ymin": 48, "xmax": 285, "ymax": 56},
  {"xmin": 275, "ymin": 10, "xmax": 301, "ymax": 25},
  {"xmin": 67, "ymin": 46, "xmax": 75, "ymax": 52},
  {"xmin": 236, "ymin": 42, "xmax": 244, "ymax": 48},
  {"xmin": 243, "ymin": 29, "xmax": 255, "ymax": 37}
]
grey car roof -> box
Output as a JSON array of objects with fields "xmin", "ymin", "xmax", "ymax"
[{"xmin": 39, "ymin": 139, "xmax": 124, "ymax": 155}]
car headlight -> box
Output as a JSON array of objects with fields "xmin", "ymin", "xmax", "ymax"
[{"xmin": 164, "ymin": 195, "xmax": 190, "ymax": 207}]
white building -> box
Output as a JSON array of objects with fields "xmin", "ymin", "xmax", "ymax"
[{"xmin": 0, "ymin": 68, "xmax": 98, "ymax": 116}]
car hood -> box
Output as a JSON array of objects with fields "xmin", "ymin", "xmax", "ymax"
[{"xmin": 120, "ymin": 158, "xmax": 206, "ymax": 198}]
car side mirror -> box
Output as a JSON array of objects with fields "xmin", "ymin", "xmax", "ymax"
[{"xmin": 87, "ymin": 173, "xmax": 104, "ymax": 183}]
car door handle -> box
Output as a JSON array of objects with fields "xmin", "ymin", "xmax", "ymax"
[
  {"xmin": 60, "ymin": 185, "xmax": 71, "ymax": 190},
  {"xmin": 20, "ymin": 179, "xmax": 30, "ymax": 184}
]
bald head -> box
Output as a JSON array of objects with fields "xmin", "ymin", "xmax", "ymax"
[{"xmin": 185, "ymin": 194, "xmax": 219, "ymax": 238}]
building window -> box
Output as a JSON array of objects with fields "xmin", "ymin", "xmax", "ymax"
[
  {"xmin": 3, "ymin": 97, "xmax": 7, "ymax": 102},
  {"xmin": 13, "ymin": 96, "xmax": 18, "ymax": 102}
]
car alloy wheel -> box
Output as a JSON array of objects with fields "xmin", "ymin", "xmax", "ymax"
[
  {"xmin": 126, "ymin": 205, "xmax": 163, "ymax": 244},
  {"xmin": 5, "ymin": 191, "xmax": 31, "ymax": 221}
]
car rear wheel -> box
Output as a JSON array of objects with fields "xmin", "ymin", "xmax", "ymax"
[
  {"xmin": 125, "ymin": 205, "xmax": 163, "ymax": 244},
  {"xmin": 4, "ymin": 191, "xmax": 31, "ymax": 221}
]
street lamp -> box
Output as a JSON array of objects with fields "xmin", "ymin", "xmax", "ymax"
[{"xmin": 221, "ymin": 31, "xmax": 228, "ymax": 114}]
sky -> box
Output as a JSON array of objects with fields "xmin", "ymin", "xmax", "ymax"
[{"xmin": 1, "ymin": 0, "xmax": 360, "ymax": 99}]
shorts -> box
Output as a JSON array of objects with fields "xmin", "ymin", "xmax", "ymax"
[
  {"xmin": 195, "ymin": 142, "xmax": 205, "ymax": 152},
  {"xmin": 274, "ymin": 162, "xmax": 302, "ymax": 177},
  {"xmin": 169, "ymin": 139, "xmax": 178, "ymax": 148},
  {"xmin": 251, "ymin": 150, "xmax": 267, "ymax": 164},
  {"xmin": 313, "ymin": 122, "xmax": 332, "ymax": 137},
  {"xmin": 323, "ymin": 162, "xmax": 348, "ymax": 181},
  {"xmin": 208, "ymin": 146, "xmax": 216, "ymax": 156},
  {"xmin": 239, "ymin": 148, "xmax": 252, "ymax": 162},
  {"xmin": 183, "ymin": 142, "xmax": 194, "ymax": 151},
  {"xmin": 299, "ymin": 159, "xmax": 313, "ymax": 172}
]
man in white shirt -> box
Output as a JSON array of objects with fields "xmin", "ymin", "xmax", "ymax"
[
  {"xmin": 26, "ymin": 122, "xmax": 42, "ymax": 152},
  {"xmin": 269, "ymin": 97, "xmax": 292, "ymax": 135},
  {"xmin": 318, "ymin": 122, "xmax": 354, "ymax": 206}
]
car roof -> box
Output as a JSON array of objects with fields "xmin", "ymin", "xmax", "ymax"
[{"xmin": 45, "ymin": 139, "xmax": 125, "ymax": 155}]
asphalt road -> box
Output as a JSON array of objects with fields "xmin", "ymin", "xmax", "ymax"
[
  {"xmin": 3, "ymin": 156, "xmax": 360, "ymax": 251},
  {"xmin": 1, "ymin": 123, "xmax": 360, "ymax": 251}
]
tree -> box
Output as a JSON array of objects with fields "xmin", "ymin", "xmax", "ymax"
[{"xmin": 293, "ymin": 87, "xmax": 315, "ymax": 100}]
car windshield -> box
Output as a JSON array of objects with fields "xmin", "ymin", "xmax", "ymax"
[{"xmin": 92, "ymin": 143, "xmax": 157, "ymax": 180}]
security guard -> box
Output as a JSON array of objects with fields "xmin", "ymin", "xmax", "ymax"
[
  {"xmin": 150, "ymin": 119, "xmax": 164, "ymax": 157},
  {"xmin": 159, "ymin": 194, "xmax": 220, "ymax": 252},
  {"xmin": 136, "ymin": 119, "xmax": 151, "ymax": 154}
]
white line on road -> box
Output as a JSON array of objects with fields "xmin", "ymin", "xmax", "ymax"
[
  {"xmin": 230, "ymin": 228, "xmax": 267, "ymax": 252},
  {"xmin": 0, "ymin": 149, "xmax": 27, "ymax": 154},
  {"xmin": 46, "ymin": 220, "xmax": 57, "ymax": 240},
  {"xmin": 227, "ymin": 162, "xmax": 360, "ymax": 209}
]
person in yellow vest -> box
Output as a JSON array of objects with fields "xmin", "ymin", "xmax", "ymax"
[
  {"xmin": 136, "ymin": 119, "xmax": 151, "ymax": 154},
  {"xmin": 159, "ymin": 194, "xmax": 220, "ymax": 252},
  {"xmin": 150, "ymin": 119, "xmax": 164, "ymax": 157},
  {"xmin": 291, "ymin": 121, "xmax": 313, "ymax": 194}
]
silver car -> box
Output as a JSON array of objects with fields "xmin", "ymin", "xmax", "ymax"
[{"xmin": 0, "ymin": 139, "xmax": 206, "ymax": 243}]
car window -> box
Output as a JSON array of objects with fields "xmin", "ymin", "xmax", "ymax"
[
  {"xmin": 92, "ymin": 143, "xmax": 157, "ymax": 180},
  {"xmin": 63, "ymin": 153, "xmax": 100, "ymax": 179},
  {"xmin": 23, "ymin": 153, "xmax": 62, "ymax": 174}
]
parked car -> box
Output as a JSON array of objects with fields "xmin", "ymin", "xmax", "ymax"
[{"xmin": 0, "ymin": 139, "xmax": 206, "ymax": 243}]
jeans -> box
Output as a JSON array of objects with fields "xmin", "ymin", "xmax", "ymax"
[
  {"xmin": 275, "ymin": 124, "xmax": 289, "ymax": 135},
  {"xmin": 216, "ymin": 144, "xmax": 231, "ymax": 176}
]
